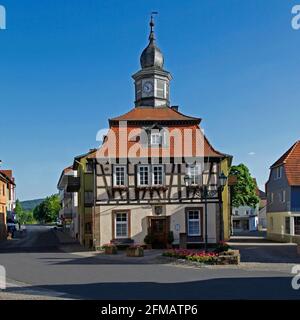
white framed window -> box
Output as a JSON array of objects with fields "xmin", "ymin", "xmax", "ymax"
[
  {"xmin": 150, "ymin": 133, "xmax": 161, "ymax": 146},
  {"xmin": 269, "ymin": 192, "xmax": 274, "ymax": 204},
  {"xmin": 274, "ymin": 166, "xmax": 283, "ymax": 180},
  {"xmin": 187, "ymin": 164, "xmax": 201, "ymax": 185},
  {"xmin": 187, "ymin": 210, "xmax": 201, "ymax": 236},
  {"xmin": 115, "ymin": 212, "xmax": 128, "ymax": 238},
  {"xmin": 280, "ymin": 190, "xmax": 286, "ymax": 203},
  {"xmin": 138, "ymin": 165, "xmax": 150, "ymax": 186},
  {"xmin": 113, "ymin": 165, "xmax": 127, "ymax": 186},
  {"xmin": 152, "ymin": 165, "xmax": 164, "ymax": 186},
  {"xmin": 137, "ymin": 165, "xmax": 165, "ymax": 186}
]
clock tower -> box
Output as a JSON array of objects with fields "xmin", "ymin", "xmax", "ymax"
[{"xmin": 132, "ymin": 15, "xmax": 172, "ymax": 108}]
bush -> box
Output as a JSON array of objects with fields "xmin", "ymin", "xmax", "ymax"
[
  {"xmin": 214, "ymin": 241, "xmax": 230, "ymax": 253},
  {"xmin": 167, "ymin": 231, "xmax": 174, "ymax": 244}
]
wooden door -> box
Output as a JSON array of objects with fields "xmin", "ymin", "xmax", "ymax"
[{"xmin": 150, "ymin": 217, "xmax": 169, "ymax": 248}]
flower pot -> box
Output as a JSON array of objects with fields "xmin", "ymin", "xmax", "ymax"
[
  {"xmin": 104, "ymin": 246, "xmax": 117, "ymax": 255},
  {"xmin": 126, "ymin": 247, "xmax": 144, "ymax": 257}
]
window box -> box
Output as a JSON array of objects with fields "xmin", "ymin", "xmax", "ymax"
[{"xmin": 126, "ymin": 245, "xmax": 144, "ymax": 257}]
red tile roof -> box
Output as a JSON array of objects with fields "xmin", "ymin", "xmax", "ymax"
[
  {"xmin": 271, "ymin": 141, "xmax": 300, "ymax": 186},
  {"xmin": 110, "ymin": 107, "xmax": 201, "ymax": 123},
  {"xmin": 87, "ymin": 107, "xmax": 229, "ymax": 161},
  {"xmin": 0, "ymin": 170, "xmax": 15, "ymax": 185},
  {"xmin": 0, "ymin": 170, "xmax": 12, "ymax": 179},
  {"xmin": 88, "ymin": 124, "xmax": 226, "ymax": 159}
]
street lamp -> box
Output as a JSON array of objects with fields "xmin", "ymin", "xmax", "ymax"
[{"xmin": 184, "ymin": 171, "xmax": 228, "ymax": 252}]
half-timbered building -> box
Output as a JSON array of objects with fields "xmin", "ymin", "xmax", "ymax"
[{"xmin": 77, "ymin": 17, "xmax": 232, "ymax": 248}]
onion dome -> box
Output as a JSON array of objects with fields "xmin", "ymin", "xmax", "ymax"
[{"xmin": 140, "ymin": 15, "xmax": 164, "ymax": 69}]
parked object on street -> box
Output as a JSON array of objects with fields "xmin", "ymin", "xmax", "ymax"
[
  {"xmin": 56, "ymin": 218, "xmax": 63, "ymax": 228},
  {"xmin": 6, "ymin": 219, "xmax": 17, "ymax": 238}
]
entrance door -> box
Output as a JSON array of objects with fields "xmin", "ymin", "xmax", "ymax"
[{"xmin": 149, "ymin": 217, "xmax": 169, "ymax": 249}]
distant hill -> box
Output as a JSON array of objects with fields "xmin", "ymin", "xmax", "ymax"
[{"xmin": 20, "ymin": 198, "xmax": 45, "ymax": 211}]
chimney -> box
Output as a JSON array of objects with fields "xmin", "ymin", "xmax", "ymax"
[{"xmin": 171, "ymin": 105, "xmax": 179, "ymax": 111}]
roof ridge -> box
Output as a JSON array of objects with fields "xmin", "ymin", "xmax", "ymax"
[
  {"xmin": 167, "ymin": 106, "xmax": 200, "ymax": 120},
  {"xmin": 271, "ymin": 140, "xmax": 300, "ymax": 168},
  {"xmin": 284, "ymin": 140, "xmax": 300, "ymax": 163}
]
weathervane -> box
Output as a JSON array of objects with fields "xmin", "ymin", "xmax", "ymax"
[{"xmin": 149, "ymin": 11, "xmax": 158, "ymax": 41}]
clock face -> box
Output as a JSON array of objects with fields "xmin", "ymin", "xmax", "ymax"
[{"xmin": 142, "ymin": 81, "xmax": 153, "ymax": 95}]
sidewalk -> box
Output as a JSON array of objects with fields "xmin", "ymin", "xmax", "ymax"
[
  {"xmin": 53, "ymin": 228, "xmax": 90, "ymax": 253},
  {"xmin": 0, "ymin": 280, "xmax": 70, "ymax": 300}
]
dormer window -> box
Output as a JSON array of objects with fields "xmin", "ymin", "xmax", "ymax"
[
  {"xmin": 150, "ymin": 133, "xmax": 161, "ymax": 146},
  {"xmin": 186, "ymin": 164, "xmax": 201, "ymax": 185}
]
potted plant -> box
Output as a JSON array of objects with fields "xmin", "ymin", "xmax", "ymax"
[
  {"xmin": 167, "ymin": 231, "xmax": 174, "ymax": 249},
  {"xmin": 102, "ymin": 243, "xmax": 118, "ymax": 255},
  {"xmin": 144, "ymin": 234, "xmax": 154, "ymax": 249},
  {"xmin": 214, "ymin": 241, "xmax": 230, "ymax": 254},
  {"xmin": 126, "ymin": 245, "xmax": 144, "ymax": 257}
]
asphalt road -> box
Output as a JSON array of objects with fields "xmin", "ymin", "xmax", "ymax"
[{"xmin": 0, "ymin": 225, "xmax": 300, "ymax": 300}]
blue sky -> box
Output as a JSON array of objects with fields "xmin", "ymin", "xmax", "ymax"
[{"xmin": 0, "ymin": 0, "xmax": 299, "ymax": 200}]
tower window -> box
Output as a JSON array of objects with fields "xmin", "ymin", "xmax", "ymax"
[{"xmin": 156, "ymin": 79, "xmax": 165, "ymax": 98}]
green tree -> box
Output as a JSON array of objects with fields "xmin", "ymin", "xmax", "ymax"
[
  {"xmin": 15, "ymin": 200, "xmax": 36, "ymax": 225},
  {"xmin": 230, "ymin": 164, "xmax": 260, "ymax": 208},
  {"xmin": 33, "ymin": 195, "xmax": 61, "ymax": 223},
  {"xmin": 14, "ymin": 199, "xmax": 23, "ymax": 221}
]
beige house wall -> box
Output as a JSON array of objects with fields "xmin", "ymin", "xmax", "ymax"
[
  {"xmin": 96, "ymin": 203, "xmax": 217, "ymax": 246},
  {"xmin": 267, "ymin": 211, "xmax": 300, "ymax": 244}
]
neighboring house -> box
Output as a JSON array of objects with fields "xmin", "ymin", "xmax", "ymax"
[
  {"xmin": 0, "ymin": 170, "xmax": 16, "ymax": 220},
  {"xmin": 266, "ymin": 140, "xmax": 300, "ymax": 244},
  {"xmin": 232, "ymin": 180, "xmax": 265, "ymax": 233},
  {"xmin": 0, "ymin": 172, "xmax": 8, "ymax": 240},
  {"xmin": 57, "ymin": 166, "xmax": 79, "ymax": 239},
  {"xmin": 66, "ymin": 18, "xmax": 232, "ymax": 249},
  {"xmin": 258, "ymin": 190, "xmax": 267, "ymax": 229},
  {"xmin": 232, "ymin": 205, "xmax": 259, "ymax": 233},
  {"xmin": 0, "ymin": 170, "xmax": 16, "ymax": 240}
]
